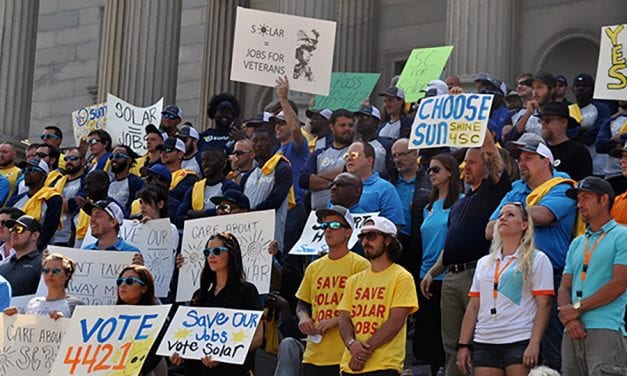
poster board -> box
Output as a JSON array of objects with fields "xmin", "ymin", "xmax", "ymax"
[
  {"xmin": 594, "ymin": 24, "xmax": 627, "ymax": 100},
  {"xmin": 71, "ymin": 103, "xmax": 107, "ymax": 146},
  {"xmin": 106, "ymin": 94, "xmax": 163, "ymax": 155},
  {"xmin": 396, "ymin": 46, "xmax": 454, "ymax": 103},
  {"xmin": 310, "ymin": 73, "xmax": 381, "ymax": 111}
]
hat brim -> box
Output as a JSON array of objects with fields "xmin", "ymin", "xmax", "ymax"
[
  {"xmin": 359, "ymin": 224, "xmax": 394, "ymax": 236},
  {"xmin": 610, "ymin": 147, "xmax": 627, "ymax": 158},
  {"xmin": 3, "ymin": 219, "xmax": 21, "ymax": 229},
  {"xmin": 17, "ymin": 161, "xmax": 44, "ymax": 170},
  {"xmin": 305, "ymin": 109, "xmax": 316, "ymax": 119},
  {"xmin": 81, "ymin": 201, "xmax": 106, "ymax": 217},
  {"xmin": 315, "ymin": 208, "xmax": 349, "ymax": 225},
  {"xmin": 209, "ymin": 196, "xmax": 236, "ymax": 206}
]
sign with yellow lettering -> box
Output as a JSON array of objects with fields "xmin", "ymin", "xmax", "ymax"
[{"xmin": 594, "ymin": 24, "xmax": 627, "ymax": 100}]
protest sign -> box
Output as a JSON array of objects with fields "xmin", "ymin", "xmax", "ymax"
[
  {"xmin": 594, "ymin": 24, "xmax": 627, "ymax": 100},
  {"xmin": 230, "ymin": 7, "xmax": 336, "ymax": 95},
  {"xmin": 289, "ymin": 211, "xmax": 378, "ymax": 256},
  {"xmin": 408, "ymin": 93, "xmax": 493, "ymax": 149},
  {"xmin": 71, "ymin": 103, "xmax": 107, "ymax": 146},
  {"xmin": 0, "ymin": 314, "xmax": 69, "ymax": 376},
  {"xmin": 156, "ymin": 306, "xmax": 262, "ymax": 364},
  {"xmin": 50, "ymin": 305, "xmax": 170, "ymax": 376},
  {"xmin": 82, "ymin": 219, "xmax": 176, "ymax": 297},
  {"xmin": 310, "ymin": 73, "xmax": 381, "ymax": 111},
  {"xmin": 106, "ymin": 93, "xmax": 163, "ymax": 155},
  {"xmin": 176, "ymin": 210, "xmax": 275, "ymax": 302},
  {"xmin": 396, "ymin": 46, "xmax": 454, "ymax": 103},
  {"xmin": 36, "ymin": 246, "xmax": 134, "ymax": 305}
]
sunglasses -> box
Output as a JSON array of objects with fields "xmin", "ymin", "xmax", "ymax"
[
  {"xmin": 24, "ymin": 167, "xmax": 45, "ymax": 174},
  {"xmin": 162, "ymin": 113, "xmax": 179, "ymax": 120},
  {"xmin": 35, "ymin": 152, "xmax": 49, "ymax": 159},
  {"xmin": 42, "ymin": 267, "xmax": 63, "ymax": 275},
  {"xmin": 160, "ymin": 147, "xmax": 176, "ymax": 154},
  {"xmin": 315, "ymin": 221, "xmax": 349, "ymax": 230},
  {"xmin": 116, "ymin": 277, "xmax": 146, "ymax": 287},
  {"xmin": 109, "ymin": 153, "xmax": 130, "ymax": 160},
  {"xmin": 9, "ymin": 225, "xmax": 26, "ymax": 234},
  {"xmin": 343, "ymin": 152, "xmax": 362, "ymax": 161},
  {"xmin": 217, "ymin": 203, "xmax": 234, "ymax": 214},
  {"xmin": 87, "ymin": 138, "xmax": 101, "ymax": 145},
  {"xmin": 64, "ymin": 155, "xmax": 80, "ymax": 162},
  {"xmin": 203, "ymin": 246, "xmax": 230, "ymax": 257},
  {"xmin": 328, "ymin": 180, "xmax": 356, "ymax": 189},
  {"xmin": 427, "ymin": 166, "xmax": 442, "ymax": 174},
  {"xmin": 516, "ymin": 79, "xmax": 533, "ymax": 87},
  {"xmin": 358, "ymin": 231, "xmax": 386, "ymax": 241},
  {"xmin": 232, "ymin": 150, "xmax": 251, "ymax": 156},
  {"xmin": 40, "ymin": 134, "xmax": 60, "ymax": 140}
]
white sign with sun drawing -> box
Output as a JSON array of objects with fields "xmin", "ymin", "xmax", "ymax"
[{"xmin": 176, "ymin": 210, "xmax": 275, "ymax": 302}]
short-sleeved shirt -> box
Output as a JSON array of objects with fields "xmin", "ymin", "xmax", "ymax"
[
  {"xmin": 548, "ymin": 140, "xmax": 592, "ymax": 182},
  {"xmin": 421, "ymin": 197, "xmax": 461, "ymax": 279},
  {"xmin": 0, "ymin": 274, "xmax": 11, "ymax": 310},
  {"xmin": 25, "ymin": 295, "xmax": 84, "ymax": 317},
  {"xmin": 611, "ymin": 192, "xmax": 627, "ymax": 225},
  {"xmin": 563, "ymin": 220, "xmax": 627, "ymax": 331},
  {"xmin": 378, "ymin": 119, "xmax": 401, "ymax": 139},
  {"xmin": 338, "ymin": 263, "xmax": 418, "ymax": 374},
  {"xmin": 280, "ymin": 140, "xmax": 310, "ymax": 205},
  {"xmin": 353, "ymin": 172, "xmax": 406, "ymax": 226},
  {"xmin": 84, "ymin": 238, "xmax": 141, "ymax": 253},
  {"xmin": 306, "ymin": 146, "xmax": 348, "ymax": 210},
  {"xmin": 395, "ymin": 177, "xmax": 415, "ymax": 236},
  {"xmin": 296, "ymin": 252, "xmax": 369, "ymax": 366},
  {"xmin": 468, "ymin": 249, "xmax": 554, "ymax": 344},
  {"xmin": 53, "ymin": 177, "xmax": 83, "ymax": 244},
  {"xmin": 0, "ymin": 250, "xmax": 42, "ymax": 296}
]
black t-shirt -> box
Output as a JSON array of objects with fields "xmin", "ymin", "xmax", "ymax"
[
  {"xmin": 184, "ymin": 281, "xmax": 261, "ymax": 376},
  {"xmin": 443, "ymin": 171, "xmax": 511, "ymax": 266},
  {"xmin": 549, "ymin": 140, "xmax": 592, "ymax": 181}
]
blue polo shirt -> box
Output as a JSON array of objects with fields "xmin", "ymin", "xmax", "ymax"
[
  {"xmin": 84, "ymin": 238, "xmax": 141, "ymax": 253},
  {"xmin": 421, "ymin": 195, "xmax": 463, "ymax": 279},
  {"xmin": 563, "ymin": 220, "xmax": 627, "ymax": 331},
  {"xmin": 490, "ymin": 174, "xmax": 577, "ymax": 270},
  {"xmin": 395, "ymin": 176, "xmax": 415, "ymax": 236},
  {"xmin": 353, "ymin": 172, "xmax": 405, "ymax": 226}
]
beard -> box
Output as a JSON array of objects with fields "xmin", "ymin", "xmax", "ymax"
[
  {"xmin": 111, "ymin": 160, "xmax": 128, "ymax": 174},
  {"xmin": 65, "ymin": 163, "xmax": 81, "ymax": 175},
  {"xmin": 363, "ymin": 245, "xmax": 384, "ymax": 260}
]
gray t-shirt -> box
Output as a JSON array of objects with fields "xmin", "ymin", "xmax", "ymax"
[
  {"xmin": 378, "ymin": 119, "xmax": 401, "ymax": 139},
  {"xmin": 182, "ymin": 157, "xmax": 202, "ymax": 177},
  {"xmin": 311, "ymin": 146, "xmax": 348, "ymax": 210},
  {"xmin": 203, "ymin": 182, "xmax": 224, "ymax": 210},
  {"xmin": 25, "ymin": 295, "xmax": 84, "ymax": 317},
  {"xmin": 53, "ymin": 178, "xmax": 82, "ymax": 244}
]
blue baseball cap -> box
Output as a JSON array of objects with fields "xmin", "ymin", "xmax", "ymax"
[{"xmin": 147, "ymin": 164, "xmax": 172, "ymax": 185}]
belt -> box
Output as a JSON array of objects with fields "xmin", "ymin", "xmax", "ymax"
[{"xmin": 447, "ymin": 261, "xmax": 477, "ymax": 273}]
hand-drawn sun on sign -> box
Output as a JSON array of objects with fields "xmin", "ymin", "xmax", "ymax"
[
  {"xmin": 258, "ymin": 23, "xmax": 270, "ymax": 36},
  {"xmin": 0, "ymin": 346, "xmax": 16, "ymax": 374},
  {"xmin": 232, "ymin": 330, "xmax": 247, "ymax": 343},
  {"xmin": 182, "ymin": 239, "xmax": 205, "ymax": 271},
  {"xmin": 238, "ymin": 229, "xmax": 271, "ymax": 259}
]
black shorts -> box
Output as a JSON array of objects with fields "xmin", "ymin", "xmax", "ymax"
[{"xmin": 471, "ymin": 340, "xmax": 530, "ymax": 369}]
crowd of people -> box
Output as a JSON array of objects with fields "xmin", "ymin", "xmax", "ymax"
[{"xmin": 0, "ymin": 70, "xmax": 625, "ymax": 376}]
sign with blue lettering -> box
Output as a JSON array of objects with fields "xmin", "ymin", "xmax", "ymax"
[
  {"xmin": 106, "ymin": 94, "xmax": 163, "ymax": 155},
  {"xmin": 50, "ymin": 305, "xmax": 170, "ymax": 376},
  {"xmin": 408, "ymin": 93, "xmax": 493, "ymax": 149},
  {"xmin": 156, "ymin": 306, "xmax": 263, "ymax": 365},
  {"xmin": 72, "ymin": 103, "xmax": 107, "ymax": 147}
]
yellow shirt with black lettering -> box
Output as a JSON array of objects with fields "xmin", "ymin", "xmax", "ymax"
[
  {"xmin": 0, "ymin": 166, "xmax": 21, "ymax": 198},
  {"xmin": 338, "ymin": 263, "xmax": 418, "ymax": 374},
  {"xmin": 295, "ymin": 252, "xmax": 369, "ymax": 366}
]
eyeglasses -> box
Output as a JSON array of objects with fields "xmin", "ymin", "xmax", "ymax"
[
  {"xmin": 35, "ymin": 152, "xmax": 49, "ymax": 159},
  {"xmin": 357, "ymin": 231, "xmax": 386, "ymax": 241},
  {"xmin": 427, "ymin": 166, "xmax": 441, "ymax": 174},
  {"xmin": 160, "ymin": 147, "xmax": 176, "ymax": 154},
  {"xmin": 314, "ymin": 221, "xmax": 349, "ymax": 230},
  {"xmin": 343, "ymin": 152, "xmax": 362, "ymax": 161},
  {"xmin": 217, "ymin": 203, "xmax": 233, "ymax": 214},
  {"xmin": 203, "ymin": 246, "xmax": 230, "ymax": 257},
  {"xmin": 162, "ymin": 113, "xmax": 179, "ymax": 120},
  {"xmin": 9, "ymin": 225, "xmax": 26, "ymax": 234},
  {"xmin": 232, "ymin": 150, "xmax": 252, "ymax": 156},
  {"xmin": 23, "ymin": 167, "xmax": 45, "ymax": 174},
  {"xmin": 64, "ymin": 155, "xmax": 80, "ymax": 162},
  {"xmin": 87, "ymin": 138, "xmax": 101, "ymax": 145},
  {"xmin": 516, "ymin": 79, "xmax": 533, "ymax": 87},
  {"xmin": 116, "ymin": 277, "xmax": 146, "ymax": 287},
  {"xmin": 328, "ymin": 180, "xmax": 357, "ymax": 189},
  {"xmin": 40, "ymin": 134, "xmax": 60, "ymax": 140},
  {"xmin": 109, "ymin": 153, "xmax": 130, "ymax": 160},
  {"xmin": 42, "ymin": 267, "xmax": 63, "ymax": 275},
  {"xmin": 392, "ymin": 150, "xmax": 413, "ymax": 159}
]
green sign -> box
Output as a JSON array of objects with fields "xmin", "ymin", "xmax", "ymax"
[
  {"xmin": 397, "ymin": 45, "xmax": 454, "ymax": 102},
  {"xmin": 311, "ymin": 72, "xmax": 381, "ymax": 112}
]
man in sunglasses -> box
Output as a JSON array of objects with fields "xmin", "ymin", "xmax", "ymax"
[
  {"xmin": 0, "ymin": 207, "xmax": 24, "ymax": 265},
  {"xmin": 558, "ymin": 177, "xmax": 627, "ymax": 375},
  {"xmin": 337, "ymin": 215, "xmax": 418, "ymax": 375},
  {"xmin": 7, "ymin": 159, "xmax": 62, "ymax": 250},
  {"xmin": 178, "ymin": 124, "xmax": 202, "ymax": 177},
  {"xmin": 108, "ymin": 145, "xmax": 144, "ymax": 217},
  {"xmin": 160, "ymin": 105, "xmax": 183, "ymax": 137},
  {"xmin": 292, "ymin": 205, "xmax": 368, "ymax": 376},
  {"xmin": 0, "ymin": 215, "xmax": 43, "ymax": 296},
  {"xmin": 211, "ymin": 189, "xmax": 250, "ymax": 216},
  {"xmin": 51, "ymin": 147, "xmax": 86, "ymax": 246},
  {"xmin": 134, "ymin": 124, "xmax": 165, "ymax": 176},
  {"xmin": 86, "ymin": 129, "xmax": 113, "ymax": 173},
  {"xmin": 227, "ymin": 138, "xmax": 255, "ymax": 185},
  {"xmin": 41, "ymin": 126, "xmax": 66, "ymax": 171},
  {"xmin": 157, "ymin": 137, "xmax": 198, "ymax": 213},
  {"xmin": 35, "ymin": 144, "xmax": 63, "ymax": 188},
  {"xmin": 329, "ymin": 173, "xmax": 363, "ymax": 209}
]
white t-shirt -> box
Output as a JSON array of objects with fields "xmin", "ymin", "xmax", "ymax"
[
  {"xmin": 469, "ymin": 249, "xmax": 554, "ymax": 344},
  {"xmin": 25, "ymin": 295, "xmax": 84, "ymax": 317}
]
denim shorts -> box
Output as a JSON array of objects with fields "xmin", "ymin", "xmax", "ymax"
[{"xmin": 472, "ymin": 339, "xmax": 530, "ymax": 369}]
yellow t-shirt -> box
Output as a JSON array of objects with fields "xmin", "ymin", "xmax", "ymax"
[
  {"xmin": 0, "ymin": 166, "xmax": 21, "ymax": 198},
  {"xmin": 338, "ymin": 263, "xmax": 418, "ymax": 374},
  {"xmin": 295, "ymin": 251, "xmax": 369, "ymax": 366}
]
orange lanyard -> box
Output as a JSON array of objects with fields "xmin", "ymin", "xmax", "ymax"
[
  {"xmin": 493, "ymin": 257, "xmax": 516, "ymax": 298},
  {"xmin": 576, "ymin": 232, "xmax": 606, "ymax": 301}
]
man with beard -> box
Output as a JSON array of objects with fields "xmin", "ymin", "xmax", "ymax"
[
  {"xmin": 198, "ymin": 93, "xmax": 241, "ymax": 157},
  {"xmin": 108, "ymin": 145, "xmax": 144, "ymax": 217},
  {"xmin": 175, "ymin": 147, "xmax": 240, "ymax": 226},
  {"xmin": 7, "ymin": 159, "xmax": 62, "ymax": 250},
  {"xmin": 354, "ymin": 105, "xmax": 394, "ymax": 179},
  {"xmin": 179, "ymin": 123, "xmax": 202, "ymax": 176},
  {"xmin": 0, "ymin": 142, "xmax": 21, "ymax": 198},
  {"xmin": 133, "ymin": 124, "xmax": 165, "ymax": 176},
  {"xmin": 337, "ymin": 216, "xmax": 418, "ymax": 375},
  {"xmin": 35, "ymin": 143, "xmax": 64, "ymax": 188},
  {"xmin": 51, "ymin": 147, "xmax": 86, "ymax": 246},
  {"xmin": 597, "ymin": 100, "xmax": 627, "ymax": 194},
  {"xmin": 305, "ymin": 108, "xmax": 333, "ymax": 152},
  {"xmin": 160, "ymin": 105, "xmax": 183, "ymax": 137},
  {"xmin": 158, "ymin": 137, "xmax": 198, "ymax": 212},
  {"xmin": 73, "ymin": 170, "xmax": 113, "ymax": 247},
  {"xmin": 377, "ymin": 86, "xmax": 413, "ymax": 139},
  {"xmin": 0, "ymin": 215, "xmax": 43, "ymax": 296},
  {"xmin": 554, "ymin": 75, "xmax": 571, "ymax": 105},
  {"xmin": 505, "ymin": 72, "xmax": 555, "ymax": 142},
  {"xmin": 40, "ymin": 126, "xmax": 66, "ymax": 171},
  {"xmin": 299, "ymin": 109, "xmax": 356, "ymax": 210}
]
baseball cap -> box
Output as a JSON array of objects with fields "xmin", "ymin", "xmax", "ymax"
[
  {"xmin": 145, "ymin": 124, "xmax": 168, "ymax": 140},
  {"xmin": 353, "ymin": 105, "xmax": 381, "ymax": 121},
  {"xmin": 269, "ymin": 111, "xmax": 287, "ymax": 123},
  {"xmin": 378, "ymin": 86, "xmax": 405, "ymax": 100},
  {"xmin": 422, "ymin": 80, "xmax": 448, "ymax": 97},
  {"xmin": 609, "ymin": 142, "xmax": 627, "ymax": 158},
  {"xmin": 555, "ymin": 75, "xmax": 568, "ymax": 86},
  {"xmin": 537, "ymin": 102, "xmax": 580, "ymax": 129},
  {"xmin": 565, "ymin": 176, "xmax": 615, "ymax": 201},
  {"xmin": 247, "ymin": 112, "xmax": 273, "ymax": 126},
  {"xmin": 506, "ymin": 133, "xmax": 554, "ymax": 164},
  {"xmin": 82, "ymin": 199, "xmax": 125, "ymax": 225},
  {"xmin": 316, "ymin": 205, "xmax": 355, "ymax": 229},
  {"xmin": 147, "ymin": 164, "xmax": 172, "ymax": 185},
  {"xmin": 533, "ymin": 72, "xmax": 557, "ymax": 88},
  {"xmin": 574, "ymin": 73, "xmax": 594, "ymax": 86},
  {"xmin": 474, "ymin": 72, "xmax": 504, "ymax": 94},
  {"xmin": 5, "ymin": 215, "xmax": 41, "ymax": 233},
  {"xmin": 217, "ymin": 101, "xmax": 234, "ymax": 111},
  {"xmin": 162, "ymin": 105, "xmax": 183, "ymax": 119},
  {"xmin": 210, "ymin": 189, "xmax": 251, "ymax": 210},
  {"xmin": 18, "ymin": 158, "xmax": 50, "ymax": 175},
  {"xmin": 359, "ymin": 216, "xmax": 397, "ymax": 237},
  {"xmin": 178, "ymin": 125, "xmax": 200, "ymax": 140},
  {"xmin": 157, "ymin": 137, "xmax": 186, "ymax": 153},
  {"xmin": 305, "ymin": 108, "xmax": 333, "ymax": 120}
]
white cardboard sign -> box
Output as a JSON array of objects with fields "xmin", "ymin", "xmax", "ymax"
[
  {"xmin": 106, "ymin": 93, "xmax": 163, "ymax": 155},
  {"xmin": 594, "ymin": 24, "xmax": 627, "ymax": 100}
]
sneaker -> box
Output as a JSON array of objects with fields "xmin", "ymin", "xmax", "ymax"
[{"xmin": 401, "ymin": 369, "xmax": 414, "ymax": 376}]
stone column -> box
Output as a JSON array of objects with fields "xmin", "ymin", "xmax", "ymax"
[
  {"xmin": 97, "ymin": 0, "xmax": 182, "ymax": 106},
  {"xmin": 445, "ymin": 0, "xmax": 518, "ymax": 85},
  {"xmin": 198, "ymin": 0, "xmax": 249, "ymax": 130},
  {"xmin": 0, "ymin": 0, "xmax": 39, "ymax": 142},
  {"xmin": 334, "ymin": 0, "xmax": 376, "ymax": 73}
]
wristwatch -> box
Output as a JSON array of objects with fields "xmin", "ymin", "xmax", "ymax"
[{"xmin": 573, "ymin": 300, "xmax": 583, "ymax": 312}]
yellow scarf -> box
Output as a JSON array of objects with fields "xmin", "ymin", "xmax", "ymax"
[
  {"xmin": 262, "ymin": 154, "xmax": 296, "ymax": 208},
  {"xmin": 569, "ymin": 104, "xmax": 583, "ymax": 124},
  {"xmin": 76, "ymin": 211, "xmax": 90, "ymax": 240},
  {"xmin": 526, "ymin": 177, "xmax": 585, "ymax": 236},
  {"xmin": 170, "ymin": 169, "xmax": 197, "ymax": 190},
  {"xmin": 22, "ymin": 187, "xmax": 62, "ymax": 223},
  {"xmin": 44, "ymin": 170, "xmax": 64, "ymax": 189},
  {"xmin": 191, "ymin": 179, "xmax": 208, "ymax": 211},
  {"xmin": 130, "ymin": 199, "xmax": 141, "ymax": 217},
  {"xmin": 131, "ymin": 155, "xmax": 149, "ymax": 177}
]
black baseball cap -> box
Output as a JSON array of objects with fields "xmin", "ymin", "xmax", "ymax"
[
  {"xmin": 210, "ymin": 189, "xmax": 251, "ymax": 210},
  {"xmin": 5, "ymin": 215, "xmax": 42, "ymax": 233},
  {"xmin": 533, "ymin": 72, "xmax": 557, "ymax": 88},
  {"xmin": 565, "ymin": 176, "xmax": 615, "ymax": 201},
  {"xmin": 574, "ymin": 73, "xmax": 594, "ymax": 86}
]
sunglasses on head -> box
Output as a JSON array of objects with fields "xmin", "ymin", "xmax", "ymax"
[
  {"xmin": 343, "ymin": 151, "xmax": 362, "ymax": 161},
  {"xmin": 357, "ymin": 231, "xmax": 386, "ymax": 241},
  {"xmin": 64, "ymin": 155, "xmax": 80, "ymax": 162},
  {"xmin": 427, "ymin": 166, "xmax": 441, "ymax": 174},
  {"xmin": 314, "ymin": 221, "xmax": 349, "ymax": 230},
  {"xmin": 203, "ymin": 246, "xmax": 230, "ymax": 257},
  {"xmin": 87, "ymin": 138, "xmax": 101, "ymax": 145},
  {"xmin": 162, "ymin": 113, "xmax": 179, "ymax": 120},
  {"xmin": 42, "ymin": 267, "xmax": 63, "ymax": 275},
  {"xmin": 116, "ymin": 276, "xmax": 146, "ymax": 287},
  {"xmin": 516, "ymin": 79, "xmax": 533, "ymax": 87},
  {"xmin": 109, "ymin": 153, "xmax": 130, "ymax": 160},
  {"xmin": 9, "ymin": 225, "xmax": 26, "ymax": 234},
  {"xmin": 40, "ymin": 133, "xmax": 60, "ymax": 140}
]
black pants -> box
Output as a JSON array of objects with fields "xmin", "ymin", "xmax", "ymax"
[
  {"xmin": 413, "ymin": 279, "xmax": 445, "ymax": 375},
  {"xmin": 341, "ymin": 370, "xmax": 400, "ymax": 376},
  {"xmin": 302, "ymin": 363, "xmax": 340, "ymax": 376}
]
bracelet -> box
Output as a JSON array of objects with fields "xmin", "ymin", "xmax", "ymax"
[
  {"xmin": 346, "ymin": 338, "xmax": 356, "ymax": 348},
  {"xmin": 455, "ymin": 342, "xmax": 473, "ymax": 351}
]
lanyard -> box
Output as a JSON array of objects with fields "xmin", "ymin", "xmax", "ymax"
[
  {"xmin": 576, "ymin": 232, "xmax": 606, "ymax": 300},
  {"xmin": 491, "ymin": 256, "xmax": 516, "ymax": 317}
]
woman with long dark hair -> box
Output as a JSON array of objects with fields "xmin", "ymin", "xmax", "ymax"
[{"xmin": 170, "ymin": 231, "xmax": 263, "ymax": 375}]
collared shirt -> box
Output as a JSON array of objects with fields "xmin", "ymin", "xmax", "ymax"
[
  {"xmin": 84, "ymin": 237, "xmax": 141, "ymax": 253},
  {"xmin": 0, "ymin": 249, "xmax": 42, "ymax": 296},
  {"xmin": 563, "ymin": 220, "xmax": 627, "ymax": 331},
  {"xmin": 395, "ymin": 176, "xmax": 416, "ymax": 236},
  {"xmin": 353, "ymin": 172, "xmax": 405, "ymax": 226}
]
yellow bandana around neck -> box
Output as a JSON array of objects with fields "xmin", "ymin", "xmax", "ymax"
[
  {"xmin": 261, "ymin": 153, "xmax": 296, "ymax": 208},
  {"xmin": 170, "ymin": 169, "xmax": 197, "ymax": 190},
  {"xmin": 22, "ymin": 187, "xmax": 62, "ymax": 223},
  {"xmin": 526, "ymin": 177, "xmax": 585, "ymax": 236},
  {"xmin": 191, "ymin": 179, "xmax": 208, "ymax": 211}
]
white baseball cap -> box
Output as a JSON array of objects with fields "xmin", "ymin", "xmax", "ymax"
[{"xmin": 359, "ymin": 216, "xmax": 397, "ymax": 237}]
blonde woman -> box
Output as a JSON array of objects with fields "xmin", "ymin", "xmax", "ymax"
[{"xmin": 456, "ymin": 203, "xmax": 553, "ymax": 376}]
